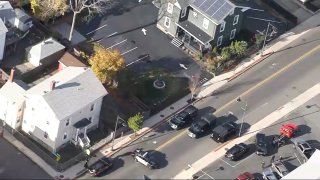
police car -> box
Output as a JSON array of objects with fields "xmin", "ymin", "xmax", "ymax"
[{"xmin": 131, "ymin": 149, "xmax": 158, "ymax": 169}]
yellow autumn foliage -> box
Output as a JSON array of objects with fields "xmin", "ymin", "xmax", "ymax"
[{"xmin": 89, "ymin": 47, "xmax": 125, "ymax": 83}]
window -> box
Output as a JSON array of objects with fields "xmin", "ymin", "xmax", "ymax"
[
  {"xmin": 167, "ymin": 3, "xmax": 173, "ymax": 14},
  {"xmin": 89, "ymin": 117, "xmax": 92, "ymax": 122},
  {"xmin": 181, "ymin": 8, "xmax": 187, "ymax": 18},
  {"xmin": 66, "ymin": 119, "xmax": 70, "ymax": 126},
  {"xmin": 220, "ymin": 21, "xmax": 226, "ymax": 32},
  {"xmin": 217, "ymin": 36, "xmax": 223, "ymax": 46},
  {"xmin": 44, "ymin": 132, "xmax": 48, "ymax": 139},
  {"xmin": 90, "ymin": 104, "xmax": 94, "ymax": 111},
  {"xmin": 31, "ymin": 107, "xmax": 35, "ymax": 111},
  {"xmin": 229, "ymin": 9, "xmax": 234, "ymax": 16},
  {"xmin": 164, "ymin": 16, "xmax": 171, "ymax": 28},
  {"xmin": 230, "ymin": 29, "xmax": 236, "ymax": 40},
  {"xmin": 233, "ymin": 15, "xmax": 239, "ymax": 25},
  {"xmin": 203, "ymin": 18, "xmax": 209, "ymax": 30},
  {"xmin": 63, "ymin": 133, "xmax": 67, "ymax": 140}
]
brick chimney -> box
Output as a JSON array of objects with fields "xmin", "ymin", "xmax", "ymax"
[
  {"xmin": 8, "ymin": 68, "xmax": 15, "ymax": 82},
  {"xmin": 50, "ymin": 81, "xmax": 56, "ymax": 91}
]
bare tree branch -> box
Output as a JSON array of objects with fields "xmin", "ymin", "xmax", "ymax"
[{"xmin": 189, "ymin": 73, "xmax": 201, "ymax": 100}]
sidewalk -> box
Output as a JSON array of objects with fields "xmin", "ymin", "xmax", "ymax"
[
  {"xmin": 174, "ymin": 83, "xmax": 320, "ymax": 179},
  {"xmin": 2, "ymin": 11, "xmax": 320, "ymax": 180}
]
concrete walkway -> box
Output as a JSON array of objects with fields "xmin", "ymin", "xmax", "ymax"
[
  {"xmin": 174, "ymin": 83, "xmax": 320, "ymax": 179},
  {"xmin": 2, "ymin": 11, "xmax": 320, "ymax": 180}
]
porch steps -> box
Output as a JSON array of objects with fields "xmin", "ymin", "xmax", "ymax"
[{"xmin": 171, "ymin": 37, "xmax": 183, "ymax": 48}]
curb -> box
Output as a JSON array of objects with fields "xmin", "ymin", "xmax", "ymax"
[
  {"xmin": 105, "ymin": 98, "xmax": 203, "ymax": 158},
  {"xmin": 228, "ymin": 52, "xmax": 274, "ymax": 82}
]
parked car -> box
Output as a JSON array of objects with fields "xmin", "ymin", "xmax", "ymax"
[
  {"xmin": 168, "ymin": 111, "xmax": 192, "ymax": 130},
  {"xmin": 225, "ymin": 143, "xmax": 249, "ymax": 161},
  {"xmin": 211, "ymin": 121, "xmax": 238, "ymax": 143},
  {"xmin": 256, "ymin": 133, "xmax": 268, "ymax": 156},
  {"xmin": 291, "ymin": 137, "xmax": 315, "ymax": 163},
  {"xmin": 86, "ymin": 157, "xmax": 113, "ymax": 177},
  {"xmin": 262, "ymin": 167, "xmax": 278, "ymax": 180},
  {"xmin": 131, "ymin": 149, "xmax": 158, "ymax": 169},
  {"xmin": 271, "ymin": 160, "xmax": 289, "ymax": 178},
  {"xmin": 236, "ymin": 172, "xmax": 255, "ymax": 180},
  {"xmin": 188, "ymin": 113, "xmax": 216, "ymax": 138},
  {"xmin": 169, "ymin": 106, "xmax": 198, "ymax": 130}
]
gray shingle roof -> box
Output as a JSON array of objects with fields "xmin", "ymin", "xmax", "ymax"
[
  {"xmin": 14, "ymin": 8, "xmax": 31, "ymax": 23},
  {"xmin": 0, "ymin": 19, "xmax": 7, "ymax": 34},
  {"xmin": 26, "ymin": 67, "xmax": 108, "ymax": 120},
  {"xmin": 0, "ymin": 1, "xmax": 15, "ymax": 23},
  {"xmin": 27, "ymin": 37, "xmax": 65, "ymax": 60},
  {"xmin": 191, "ymin": 0, "xmax": 235, "ymax": 23}
]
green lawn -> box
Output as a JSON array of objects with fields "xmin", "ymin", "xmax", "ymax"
[{"xmin": 118, "ymin": 68, "xmax": 190, "ymax": 114}]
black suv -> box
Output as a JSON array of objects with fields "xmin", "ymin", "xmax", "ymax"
[
  {"xmin": 169, "ymin": 105, "xmax": 198, "ymax": 130},
  {"xmin": 188, "ymin": 113, "xmax": 216, "ymax": 138},
  {"xmin": 211, "ymin": 121, "xmax": 237, "ymax": 143},
  {"xmin": 256, "ymin": 133, "xmax": 268, "ymax": 156},
  {"xmin": 225, "ymin": 143, "xmax": 249, "ymax": 161}
]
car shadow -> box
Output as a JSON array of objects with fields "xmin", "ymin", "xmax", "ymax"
[
  {"xmin": 295, "ymin": 124, "xmax": 311, "ymax": 137},
  {"xmin": 237, "ymin": 122, "xmax": 251, "ymax": 136},
  {"xmin": 149, "ymin": 150, "xmax": 168, "ymax": 169},
  {"xmin": 97, "ymin": 157, "xmax": 125, "ymax": 177}
]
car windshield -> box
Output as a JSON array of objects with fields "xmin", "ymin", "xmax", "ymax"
[
  {"xmin": 191, "ymin": 123, "xmax": 201, "ymax": 132},
  {"xmin": 172, "ymin": 115, "xmax": 184, "ymax": 123}
]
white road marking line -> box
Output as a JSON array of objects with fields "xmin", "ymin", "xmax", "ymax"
[
  {"xmin": 219, "ymin": 158, "xmax": 234, "ymax": 167},
  {"xmin": 294, "ymin": 152, "xmax": 302, "ymax": 165},
  {"xmin": 232, "ymin": 153, "xmax": 255, "ymax": 167},
  {"xmin": 106, "ymin": 39, "xmax": 127, "ymax": 49},
  {"xmin": 121, "ymin": 47, "xmax": 138, "ymax": 55},
  {"xmin": 97, "ymin": 32, "xmax": 118, "ymax": 42},
  {"xmin": 85, "ymin": 23, "xmax": 108, "ymax": 35},
  {"xmin": 126, "ymin": 54, "xmax": 150, "ymax": 66}
]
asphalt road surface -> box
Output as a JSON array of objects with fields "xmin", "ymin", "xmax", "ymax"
[
  {"xmin": 80, "ymin": 26, "xmax": 320, "ymax": 179},
  {"xmin": 0, "ymin": 139, "xmax": 52, "ymax": 179}
]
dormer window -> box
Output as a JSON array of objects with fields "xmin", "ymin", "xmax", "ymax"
[{"xmin": 167, "ymin": 3, "xmax": 173, "ymax": 14}]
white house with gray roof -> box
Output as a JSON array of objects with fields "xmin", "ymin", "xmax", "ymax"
[
  {"xmin": 21, "ymin": 66, "xmax": 108, "ymax": 152},
  {"xmin": 157, "ymin": 0, "xmax": 247, "ymax": 52}
]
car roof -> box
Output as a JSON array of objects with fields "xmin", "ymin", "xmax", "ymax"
[
  {"xmin": 222, "ymin": 121, "xmax": 237, "ymax": 129},
  {"xmin": 237, "ymin": 172, "xmax": 254, "ymax": 180},
  {"xmin": 90, "ymin": 158, "xmax": 110, "ymax": 169},
  {"xmin": 177, "ymin": 111, "xmax": 190, "ymax": 118},
  {"xmin": 184, "ymin": 105, "xmax": 198, "ymax": 114},
  {"xmin": 201, "ymin": 113, "xmax": 216, "ymax": 122},
  {"xmin": 228, "ymin": 144, "xmax": 245, "ymax": 154},
  {"xmin": 273, "ymin": 161, "xmax": 288, "ymax": 172}
]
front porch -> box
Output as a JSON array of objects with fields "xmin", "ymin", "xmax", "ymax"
[
  {"xmin": 174, "ymin": 20, "xmax": 213, "ymax": 54},
  {"xmin": 72, "ymin": 118, "xmax": 92, "ymax": 149}
]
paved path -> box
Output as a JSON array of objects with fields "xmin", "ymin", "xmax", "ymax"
[{"xmin": 174, "ymin": 83, "xmax": 320, "ymax": 179}]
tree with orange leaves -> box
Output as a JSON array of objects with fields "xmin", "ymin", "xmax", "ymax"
[{"xmin": 89, "ymin": 47, "xmax": 125, "ymax": 84}]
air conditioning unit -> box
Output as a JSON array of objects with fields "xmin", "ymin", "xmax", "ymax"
[{"xmin": 193, "ymin": 11, "xmax": 198, "ymax": 17}]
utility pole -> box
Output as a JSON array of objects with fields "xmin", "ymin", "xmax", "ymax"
[
  {"xmin": 236, "ymin": 97, "xmax": 248, "ymax": 137},
  {"xmin": 111, "ymin": 115, "xmax": 126, "ymax": 151}
]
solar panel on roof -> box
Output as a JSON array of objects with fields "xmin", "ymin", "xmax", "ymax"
[
  {"xmin": 192, "ymin": 0, "xmax": 234, "ymax": 22},
  {"xmin": 193, "ymin": 0, "xmax": 206, "ymax": 7}
]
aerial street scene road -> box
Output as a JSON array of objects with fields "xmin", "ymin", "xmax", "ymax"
[{"xmin": 0, "ymin": 0, "xmax": 320, "ymax": 179}]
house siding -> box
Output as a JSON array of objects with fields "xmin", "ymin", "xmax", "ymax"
[
  {"xmin": 156, "ymin": 0, "xmax": 181, "ymax": 37},
  {"xmin": 213, "ymin": 8, "xmax": 244, "ymax": 47},
  {"xmin": 187, "ymin": 8, "xmax": 216, "ymax": 37},
  {"xmin": 0, "ymin": 31, "xmax": 6, "ymax": 60}
]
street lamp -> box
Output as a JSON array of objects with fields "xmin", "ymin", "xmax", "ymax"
[
  {"xmin": 236, "ymin": 97, "xmax": 248, "ymax": 137},
  {"xmin": 111, "ymin": 115, "xmax": 127, "ymax": 151}
]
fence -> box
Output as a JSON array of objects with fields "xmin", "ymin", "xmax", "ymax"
[{"xmin": 4, "ymin": 125, "xmax": 85, "ymax": 172}]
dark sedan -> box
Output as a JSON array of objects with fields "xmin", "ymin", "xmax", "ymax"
[
  {"xmin": 225, "ymin": 143, "xmax": 249, "ymax": 161},
  {"xmin": 86, "ymin": 157, "xmax": 113, "ymax": 177}
]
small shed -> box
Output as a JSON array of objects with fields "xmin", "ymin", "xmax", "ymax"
[
  {"xmin": 13, "ymin": 8, "xmax": 32, "ymax": 32},
  {"xmin": 26, "ymin": 37, "xmax": 65, "ymax": 67}
]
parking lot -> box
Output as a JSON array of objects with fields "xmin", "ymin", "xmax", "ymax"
[
  {"xmin": 193, "ymin": 94, "xmax": 320, "ymax": 179},
  {"xmin": 74, "ymin": 0, "xmax": 211, "ymax": 80}
]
